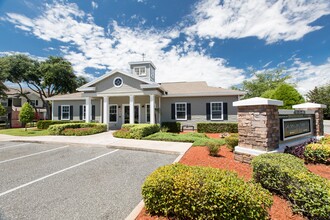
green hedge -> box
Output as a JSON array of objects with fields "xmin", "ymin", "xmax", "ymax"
[
  {"xmin": 160, "ymin": 122, "xmax": 181, "ymax": 133},
  {"xmin": 252, "ymin": 153, "xmax": 330, "ymax": 219},
  {"xmin": 142, "ymin": 164, "xmax": 272, "ymax": 220},
  {"xmin": 48, "ymin": 123, "xmax": 106, "ymax": 136},
  {"xmin": 304, "ymin": 143, "xmax": 330, "ymax": 164},
  {"xmin": 37, "ymin": 120, "xmax": 83, "ymax": 129},
  {"xmin": 113, "ymin": 124, "xmax": 160, "ymax": 139},
  {"xmin": 197, "ymin": 122, "xmax": 238, "ymax": 133}
]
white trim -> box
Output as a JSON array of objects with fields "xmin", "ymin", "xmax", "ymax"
[
  {"xmin": 122, "ymin": 104, "xmax": 141, "ymax": 124},
  {"xmin": 113, "ymin": 77, "xmax": 123, "ymax": 88},
  {"xmin": 293, "ymin": 102, "xmax": 327, "ymax": 109},
  {"xmin": 109, "ymin": 104, "xmax": 118, "ymax": 123},
  {"xmin": 61, "ymin": 105, "xmax": 70, "ymax": 120},
  {"xmin": 281, "ymin": 118, "xmax": 313, "ymax": 141},
  {"xmin": 77, "ymin": 87, "xmax": 96, "ymax": 92},
  {"xmin": 51, "ymin": 100, "xmax": 54, "ymax": 120},
  {"xmin": 82, "ymin": 104, "xmax": 86, "ymax": 120},
  {"xmin": 133, "ymin": 66, "xmax": 147, "ymax": 76},
  {"xmin": 145, "ymin": 104, "xmax": 150, "ymax": 123},
  {"xmin": 77, "ymin": 69, "xmax": 152, "ymax": 91},
  {"xmin": 163, "ymin": 92, "xmax": 245, "ymax": 98},
  {"xmin": 175, "ymin": 102, "xmax": 187, "ymax": 121},
  {"xmin": 210, "ymin": 102, "xmax": 224, "ymax": 121},
  {"xmin": 129, "ymin": 61, "xmax": 156, "ymax": 69}
]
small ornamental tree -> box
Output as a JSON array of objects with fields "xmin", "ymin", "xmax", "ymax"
[
  {"xmin": 262, "ymin": 83, "xmax": 304, "ymax": 109},
  {"xmin": 0, "ymin": 103, "xmax": 6, "ymax": 116},
  {"xmin": 19, "ymin": 102, "xmax": 34, "ymax": 131}
]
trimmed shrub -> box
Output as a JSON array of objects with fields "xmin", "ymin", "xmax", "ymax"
[
  {"xmin": 48, "ymin": 123, "xmax": 106, "ymax": 136},
  {"xmin": 37, "ymin": 120, "xmax": 83, "ymax": 129},
  {"xmin": 142, "ymin": 164, "xmax": 273, "ymax": 220},
  {"xmin": 252, "ymin": 153, "xmax": 330, "ymax": 219},
  {"xmin": 284, "ymin": 138, "xmax": 317, "ymax": 159},
  {"xmin": 161, "ymin": 122, "xmax": 181, "ymax": 133},
  {"xmin": 304, "ymin": 143, "xmax": 330, "ymax": 164},
  {"xmin": 113, "ymin": 128, "xmax": 131, "ymax": 139},
  {"xmin": 118, "ymin": 124, "xmax": 160, "ymax": 139},
  {"xmin": 197, "ymin": 122, "xmax": 238, "ymax": 133},
  {"xmin": 207, "ymin": 142, "xmax": 220, "ymax": 156},
  {"xmin": 225, "ymin": 133, "xmax": 239, "ymax": 152}
]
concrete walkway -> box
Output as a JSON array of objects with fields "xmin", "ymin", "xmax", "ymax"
[{"xmin": 0, "ymin": 131, "xmax": 191, "ymax": 155}]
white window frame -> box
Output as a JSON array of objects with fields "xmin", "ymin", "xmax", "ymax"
[
  {"xmin": 211, "ymin": 102, "xmax": 223, "ymax": 121},
  {"xmin": 134, "ymin": 66, "xmax": 147, "ymax": 76},
  {"xmin": 82, "ymin": 105, "xmax": 86, "ymax": 120},
  {"xmin": 109, "ymin": 104, "xmax": 118, "ymax": 123},
  {"xmin": 145, "ymin": 104, "xmax": 150, "ymax": 123},
  {"xmin": 61, "ymin": 105, "xmax": 70, "ymax": 121},
  {"xmin": 175, "ymin": 102, "xmax": 187, "ymax": 121}
]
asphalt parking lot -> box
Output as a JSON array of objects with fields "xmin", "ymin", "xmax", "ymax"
[{"xmin": 0, "ymin": 141, "xmax": 178, "ymax": 220}]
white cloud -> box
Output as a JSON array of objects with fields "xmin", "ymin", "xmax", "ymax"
[
  {"xmin": 186, "ymin": 0, "xmax": 330, "ymax": 44},
  {"xmin": 91, "ymin": 1, "xmax": 98, "ymax": 10},
  {"xmin": 287, "ymin": 58, "xmax": 330, "ymax": 95},
  {"xmin": 1, "ymin": 2, "xmax": 247, "ymax": 88}
]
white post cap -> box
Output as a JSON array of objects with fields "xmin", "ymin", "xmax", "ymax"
[
  {"xmin": 293, "ymin": 102, "xmax": 327, "ymax": 109},
  {"xmin": 233, "ymin": 97, "xmax": 283, "ymax": 107}
]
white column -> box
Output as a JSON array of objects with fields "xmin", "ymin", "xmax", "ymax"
[
  {"xmin": 103, "ymin": 97, "xmax": 109, "ymax": 130},
  {"xmin": 150, "ymin": 94, "xmax": 155, "ymax": 124},
  {"xmin": 129, "ymin": 95, "xmax": 135, "ymax": 124},
  {"xmin": 51, "ymin": 100, "xmax": 54, "ymax": 120},
  {"xmin": 99, "ymin": 98, "xmax": 103, "ymax": 123},
  {"xmin": 85, "ymin": 97, "xmax": 92, "ymax": 123},
  {"xmin": 158, "ymin": 96, "xmax": 161, "ymax": 124}
]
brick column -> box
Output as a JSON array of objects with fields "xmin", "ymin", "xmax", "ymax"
[
  {"xmin": 233, "ymin": 97, "xmax": 283, "ymax": 163},
  {"xmin": 293, "ymin": 103, "xmax": 327, "ymax": 138}
]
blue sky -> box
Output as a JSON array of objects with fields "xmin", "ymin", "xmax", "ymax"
[{"xmin": 0, "ymin": 0, "xmax": 330, "ymax": 94}]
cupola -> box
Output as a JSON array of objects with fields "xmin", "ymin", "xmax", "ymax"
[{"xmin": 128, "ymin": 61, "xmax": 156, "ymax": 82}]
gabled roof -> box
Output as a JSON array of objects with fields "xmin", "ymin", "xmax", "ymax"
[
  {"xmin": 77, "ymin": 69, "xmax": 153, "ymax": 92},
  {"xmin": 160, "ymin": 81, "xmax": 246, "ymax": 97},
  {"xmin": 5, "ymin": 87, "xmax": 39, "ymax": 98}
]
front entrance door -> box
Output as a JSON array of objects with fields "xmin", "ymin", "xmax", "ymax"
[{"xmin": 123, "ymin": 105, "xmax": 140, "ymax": 124}]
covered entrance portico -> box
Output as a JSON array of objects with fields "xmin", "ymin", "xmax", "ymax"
[{"xmin": 82, "ymin": 92, "xmax": 161, "ymax": 130}]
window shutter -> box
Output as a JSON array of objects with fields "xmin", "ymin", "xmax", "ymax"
[
  {"xmin": 92, "ymin": 105, "xmax": 95, "ymax": 121},
  {"xmin": 70, "ymin": 106, "xmax": 73, "ymax": 120},
  {"xmin": 171, "ymin": 104, "xmax": 175, "ymax": 120},
  {"xmin": 58, "ymin": 106, "xmax": 61, "ymax": 120},
  {"xmin": 206, "ymin": 103, "xmax": 210, "ymax": 120},
  {"xmin": 187, "ymin": 103, "xmax": 191, "ymax": 120},
  {"xmin": 79, "ymin": 105, "xmax": 83, "ymax": 120},
  {"xmin": 223, "ymin": 102, "xmax": 228, "ymax": 120},
  {"xmin": 36, "ymin": 100, "xmax": 39, "ymax": 106}
]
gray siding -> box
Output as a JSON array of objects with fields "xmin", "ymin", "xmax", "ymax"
[
  {"xmin": 53, "ymin": 100, "xmax": 101, "ymax": 122},
  {"xmin": 94, "ymin": 73, "xmax": 147, "ymax": 94},
  {"xmin": 161, "ymin": 96, "xmax": 238, "ymax": 128}
]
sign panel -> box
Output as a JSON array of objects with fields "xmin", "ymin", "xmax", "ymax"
[{"xmin": 281, "ymin": 118, "xmax": 312, "ymax": 141}]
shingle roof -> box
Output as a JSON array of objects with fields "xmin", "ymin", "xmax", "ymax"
[
  {"xmin": 46, "ymin": 92, "xmax": 85, "ymax": 100},
  {"xmin": 160, "ymin": 81, "xmax": 246, "ymax": 97}
]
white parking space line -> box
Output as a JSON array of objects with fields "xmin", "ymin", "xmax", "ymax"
[
  {"xmin": 0, "ymin": 145, "xmax": 70, "ymax": 164},
  {"xmin": 0, "ymin": 143, "xmax": 31, "ymax": 150},
  {"xmin": 0, "ymin": 149, "xmax": 119, "ymax": 198}
]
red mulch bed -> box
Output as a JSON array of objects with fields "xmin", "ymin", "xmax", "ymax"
[{"xmin": 137, "ymin": 134, "xmax": 329, "ymax": 220}]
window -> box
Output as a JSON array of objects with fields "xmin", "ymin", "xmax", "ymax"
[
  {"xmin": 29, "ymin": 100, "xmax": 39, "ymax": 107},
  {"xmin": 82, "ymin": 105, "xmax": 86, "ymax": 120},
  {"xmin": 61, "ymin": 105, "xmax": 70, "ymax": 120},
  {"xmin": 134, "ymin": 66, "xmax": 146, "ymax": 76},
  {"xmin": 146, "ymin": 104, "xmax": 150, "ymax": 123},
  {"xmin": 113, "ymin": 77, "xmax": 123, "ymax": 87},
  {"xmin": 1, "ymin": 99, "xmax": 8, "ymax": 107},
  {"xmin": 109, "ymin": 105, "xmax": 117, "ymax": 122},
  {"xmin": 175, "ymin": 102, "xmax": 187, "ymax": 120},
  {"xmin": 211, "ymin": 102, "xmax": 223, "ymax": 120}
]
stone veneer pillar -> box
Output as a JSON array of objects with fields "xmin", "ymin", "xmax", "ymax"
[
  {"xmin": 293, "ymin": 102, "xmax": 327, "ymax": 138},
  {"xmin": 233, "ymin": 97, "xmax": 283, "ymax": 163}
]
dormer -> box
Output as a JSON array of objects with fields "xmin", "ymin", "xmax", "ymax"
[{"xmin": 128, "ymin": 61, "xmax": 156, "ymax": 82}]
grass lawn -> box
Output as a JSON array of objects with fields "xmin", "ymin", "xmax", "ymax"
[
  {"xmin": 0, "ymin": 128, "xmax": 50, "ymax": 136},
  {"xmin": 144, "ymin": 132, "xmax": 225, "ymax": 146}
]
